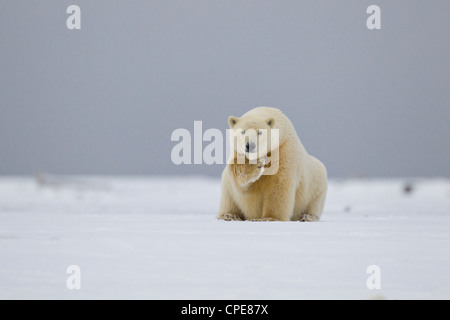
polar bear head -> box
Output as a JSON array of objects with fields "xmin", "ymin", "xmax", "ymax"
[{"xmin": 228, "ymin": 112, "xmax": 279, "ymax": 162}]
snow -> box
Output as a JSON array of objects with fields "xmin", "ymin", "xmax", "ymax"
[{"xmin": 0, "ymin": 175, "xmax": 449, "ymax": 299}]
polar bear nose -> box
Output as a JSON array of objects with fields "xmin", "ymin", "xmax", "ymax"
[{"xmin": 245, "ymin": 142, "xmax": 256, "ymax": 153}]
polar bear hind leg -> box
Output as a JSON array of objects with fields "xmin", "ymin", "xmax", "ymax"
[
  {"xmin": 298, "ymin": 188, "xmax": 327, "ymax": 222},
  {"xmin": 217, "ymin": 179, "xmax": 245, "ymax": 221}
]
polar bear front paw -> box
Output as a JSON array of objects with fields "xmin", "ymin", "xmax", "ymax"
[
  {"xmin": 250, "ymin": 217, "xmax": 279, "ymax": 222},
  {"xmin": 236, "ymin": 159, "xmax": 266, "ymax": 188}
]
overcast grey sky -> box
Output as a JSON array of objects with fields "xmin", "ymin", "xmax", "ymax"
[{"xmin": 0, "ymin": 1, "xmax": 449, "ymax": 177}]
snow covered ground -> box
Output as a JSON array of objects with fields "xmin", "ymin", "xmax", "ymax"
[{"xmin": 0, "ymin": 175, "xmax": 449, "ymax": 300}]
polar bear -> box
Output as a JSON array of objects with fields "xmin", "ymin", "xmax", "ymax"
[{"xmin": 217, "ymin": 107, "xmax": 327, "ymax": 221}]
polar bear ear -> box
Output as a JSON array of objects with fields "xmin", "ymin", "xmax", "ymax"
[
  {"xmin": 228, "ymin": 116, "xmax": 239, "ymax": 128},
  {"xmin": 266, "ymin": 118, "xmax": 275, "ymax": 128}
]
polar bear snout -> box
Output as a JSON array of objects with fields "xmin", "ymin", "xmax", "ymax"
[{"xmin": 245, "ymin": 142, "xmax": 256, "ymax": 153}]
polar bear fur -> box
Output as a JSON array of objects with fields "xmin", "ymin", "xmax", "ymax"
[{"xmin": 217, "ymin": 107, "xmax": 327, "ymax": 222}]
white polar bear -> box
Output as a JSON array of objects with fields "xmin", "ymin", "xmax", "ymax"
[{"xmin": 217, "ymin": 107, "xmax": 327, "ymax": 221}]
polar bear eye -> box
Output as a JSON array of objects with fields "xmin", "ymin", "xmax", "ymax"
[
  {"xmin": 241, "ymin": 130, "xmax": 245, "ymax": 134},
  {"xmin": 257, "ymin": 130, "xmax": 263, "ymax": 135}
]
